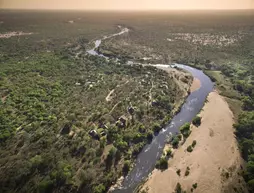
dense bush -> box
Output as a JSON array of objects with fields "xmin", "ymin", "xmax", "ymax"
[
  {"xmin": 180, "ymin": 123, "xmax": 191, "ymax": 138},
  {"xmin": 192, "ymin": 116, "xmax": 201, "ymax": 127},
  {"xmin": 155, "ymin": 157, "xmax": 168, "ymax": 170}
]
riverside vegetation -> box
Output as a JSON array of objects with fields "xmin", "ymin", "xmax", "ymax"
[{"xmin": 0, "ymin": 11, "xmax": 191, "ymax": 193}]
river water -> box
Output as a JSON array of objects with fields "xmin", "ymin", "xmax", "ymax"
[{"xmin": 86, "ymin": 28, "xmax": 214, "ymax": 193}]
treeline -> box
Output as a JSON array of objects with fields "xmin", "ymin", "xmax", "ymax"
[{"xmin": 232, "ymin": 60, "xmax": 254, "ymax": 191}]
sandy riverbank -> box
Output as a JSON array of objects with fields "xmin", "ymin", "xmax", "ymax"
[
  {"xmin": 190, "ymin": 77, "xmax": 201, "ymax": 92},
  {"xmin": 141, "ymin": 91, "xmax": 247, "ymax": 193}
]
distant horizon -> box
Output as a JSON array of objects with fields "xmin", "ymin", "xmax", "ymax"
[
  {"xmin": 1, "ymin": 0, "xmax": 254, "ymax": 11},
  {"xmin": 1, "ymin": 8, "xmax": 254, "ymax": 11}
]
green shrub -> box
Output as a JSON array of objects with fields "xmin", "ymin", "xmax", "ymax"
[
  {"xmin": 122, "ymin": 160, "xmax": 131, "ymax": 176},
  {"xmin": 180, "ymin": 123, "xmax": 190, "ymax": 132},
  {"xmin": 192, "ymin": 116, "xmax": 201, "ymax": 127},
  {"xmin": 185, "ymin": 167, "xmax": 190, "ymax": 176},
  {"xmin": 93, "ymin": 184, "xmax": 106, "ymax": 193},
  {"xmin": 187, "ymin": 145, "xmax": 193, "ymax": 152},
  {"xmin": 172, "ymin": 136, "xmax": 180, "ymax": 148},
  {"xmin": 155, "ymin": 157, "xmax": 168, "ymax": 170},
  {"xmin": 176, "ymin": 169, "xmax": 181, "ymax": 176},
  {"xmin": 191, "ymin": 140, "xmax": 197, "ymax": 148},
  {"xmin": 175, "ymin": 183, "xmax": 182, "ymax": 193},
  {"xmin": 166, "ymin": 149, "xmax": 172, "ymax": 157},
  {"xmin": 192, "ymin": 183, "xmax": 198, "ymax": 189},
  {"xmin": 180, "ymin": 123, "xmax": 191, "ymax": 138},
  {"xmin": 152, "ymin": 123, "xmax": 161, "ymax": 133}
]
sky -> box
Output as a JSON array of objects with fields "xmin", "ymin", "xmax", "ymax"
[{"xmin": 1, "ymin": 0, "xmax": 254, "ymax": 10}]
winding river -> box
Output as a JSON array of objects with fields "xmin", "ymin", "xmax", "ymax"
[{"xmin": 87, "ymin": 27, "xmax": 214, "ymax": 193}]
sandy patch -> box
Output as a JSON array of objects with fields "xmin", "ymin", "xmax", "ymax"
[
  {"xmin": 142, "ymin": 91, "xmax": 247, "ymax": 193},
  {"xmin": 190, "ymin": 77, "xmax": 201, "ymax": 93},
  {"xmin": 0, "ymin": 31, "xmax": 33, "ymax": 39}
]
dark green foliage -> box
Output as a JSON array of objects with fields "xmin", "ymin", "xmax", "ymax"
[
  {"xmin": 192, "ymin": 183, "xmax": 198, "ymax": 189},
  {"xmin": 185, "ymin": 167, "xmax": 190, "ymax": 176},
  {"xmin": 171, "ymin": 135, "xmax": 180, "ymax": 148},
  {"xmin": 192, "ymin": 140, "xmax": 197, "ymax": 148},
  {"xmin": 155, "ymin": 157, "xmax": 168, "ymax": 170},
  {"xmin": 180, "ymin": 123, "xmax": 191, "ymax": 138},
  {"xmin": 176, "ymin": 169, "xmax": 181, "ymax": 176},
  {"xmin": 187, "ymin": 145, "xmax": 193, "ymax": 152},
  {"xmin": 192, "ymin": 116, "xmax": 201, "ymax": 127},
  {"xmin": 152, "ymin": 122, "xmax": 161, "ymax": 133},
  {"xmin": 93, "ymin": 184, "xmax": 106, "ymax": 193},
  {"xmin": 122, "ymin": 160, "xmax": 131, "ymax": 176},
  {"xmin": 166, "ymin": 149, "xmax": 172, "ymax": 157},
  {"xmin": 175, "ymin": 183, "xmax": 182, "ymax": 193}
]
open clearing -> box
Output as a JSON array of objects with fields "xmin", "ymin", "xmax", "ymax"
[{"xmin": 142, "ymin": 91, "xmax": 247, "ymax": 193}]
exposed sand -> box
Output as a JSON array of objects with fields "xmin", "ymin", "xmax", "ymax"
[
  {"xmin": 190, "ymin": 77, "xmax": 201, "ymax": 93},
  {"xmin": 142, "ymin": 91, "xmax": 247, "ymax": 193}
]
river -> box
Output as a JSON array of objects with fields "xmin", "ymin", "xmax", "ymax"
[{"xmin": 86, "ymin": 27, "xmax": 214, "ymax": 193}]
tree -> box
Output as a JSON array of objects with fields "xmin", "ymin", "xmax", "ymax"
[
  {"xmin": 155, "ymin": 157, "xmax": 168, "ymax": 170},
  {"xmin": 192, "ymin": 116, "xmax": 201, "ymax": 127},
  {"xmin": 122, "ymin": 160, "xmax": 131, "ymax": 176}
]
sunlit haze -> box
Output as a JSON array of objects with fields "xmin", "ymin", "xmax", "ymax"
[{"xmin": 1, "ymin": 0, "xmax": 254, "ymax": 10}]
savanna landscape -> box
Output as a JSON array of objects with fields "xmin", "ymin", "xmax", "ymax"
[{"xmin": 0, "ymin": 5, "xmax": 254, "ymax": 193}]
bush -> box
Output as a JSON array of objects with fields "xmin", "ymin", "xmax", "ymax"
[
  {"xmin": 192, "ymin": 183, "xmax": 198, "ymax": 189},
  {"xmin": 180, "ymin": 123, "xmax": 191, "ymax": 138},
  {"xmin": 176, "ymin": 169, "xmax": 181, "ymax": 176},
  {"xmin": 122, "ymin": 160, "xmax": 131, "ymax": 176},
  {"xmin": 152, "ymin": 123, "xmax": 161, "ymax": 133},
  {"xmin": 146, "ymin": 130, "xmax": 154, "ymax": 141},
  {"xmin": 172, "ymin": 136, "xmax": 180, "ymax": 148},
  {"xmin": 175, "ymin": 183, "xmax": 182, "ymax": 193},
  {"xmin": 166, "ymin": 149, "xmax": 172, "ymax": 157},
  {"xmin": 187, "ymin": 145, "xmax": 193, "ymax": 152},
  {"xmin": 180, "ymin": 123, "xmax": 190, "ymax": 131},
  {"xmin": 192, "ymin": 116, "xmax": 201, "ymax": 127},
  {"xmin": 155, "ymin": 157, "xmax": 168, "ymax": 170},
  {"xmin": 191, "ymin": 140, "xmax": 197, "ymax": 148},
  {"xmin": 185, "ymin": 167, "xmax": 190, "ymax": 176},
  {"xmin": 93, "ymin": 184, "xmax": 106, "ymax": 193}
]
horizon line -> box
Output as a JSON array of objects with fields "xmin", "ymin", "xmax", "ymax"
[{"xmin": 1, "ymin": 8, "xmax": 254, "ymax": 11}]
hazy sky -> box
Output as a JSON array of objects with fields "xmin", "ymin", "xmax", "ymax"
[{"xmin": 1, "ymin": 0, "xmax": 254, "ymax": 10}]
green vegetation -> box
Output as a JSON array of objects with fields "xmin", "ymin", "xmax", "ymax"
[
  {"xmin": 192, "ymin": 140, "xmax": 197, "ymax": 148},
  {"xmin": 187, "ymin": 145, "xmax": 193, "ymax": 153},
  {"xmin": 171, "ymin": 135, "xmax": 181, "ymax": 148},
  {"xmin": 185, "ymin": 167, "xmax": 190, "ymax": 176},
  {"xmin": 176, "ymin": 169, "xmax": 181, "ymax": 176},
  {"xmin": 192, "ymin": 116, "xmax": 201, "ymax": 127},
  {"xmin": 0, "ymin": 12, "xmax": 189, "ymax": 193},
  {"xmin": 180, "ymin": 123, "xmax": 191, "ymax": 138},
  {"xmin": 155, "ymin": 157, "xmax": 168, "ymax": 170}
]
